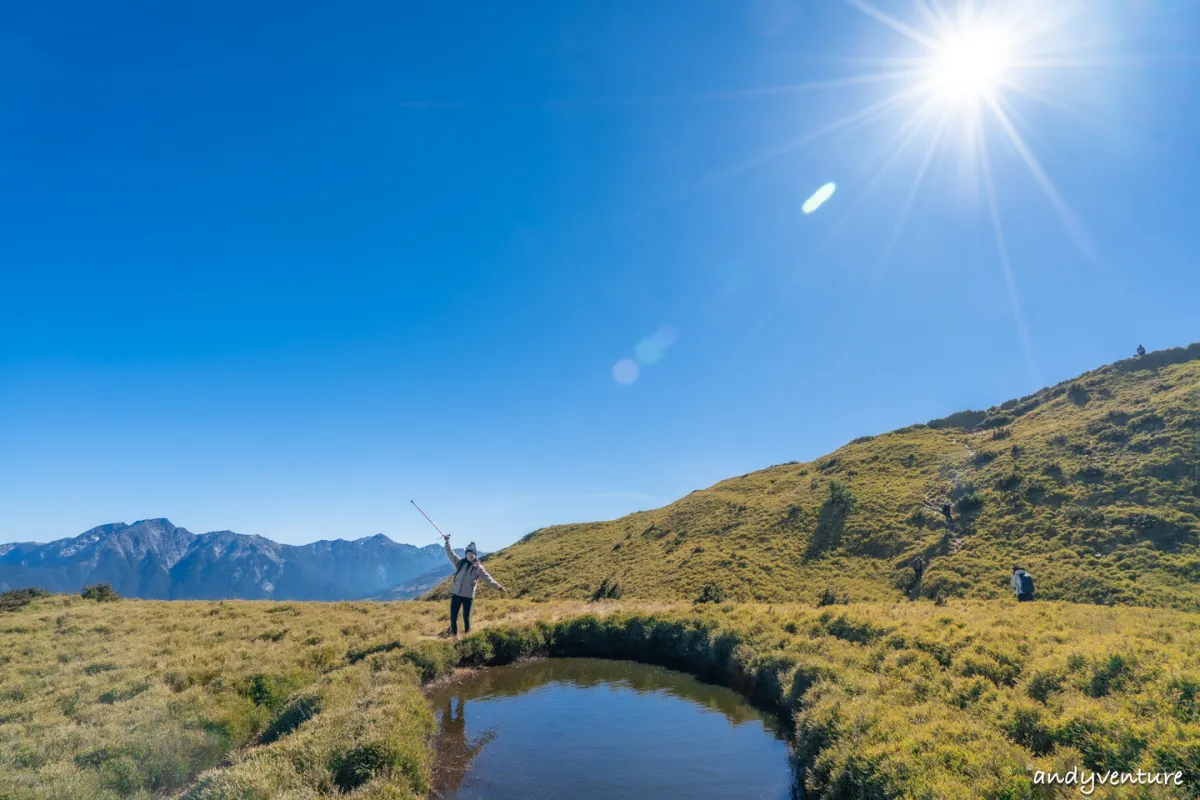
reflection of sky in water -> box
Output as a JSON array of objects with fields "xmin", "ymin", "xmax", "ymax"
[{"xmin": 427, "ymin": 659, "xmax": 799, "ymax": 800}]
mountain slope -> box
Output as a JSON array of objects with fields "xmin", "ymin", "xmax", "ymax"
[
  {"xmin": 0, "ymin": 519, "xmax": 447, "ymax": 601},
  {"xmin": 370, "ymin": 548, "xmax": 490, "ymax": 600},
  {"xmin": 370, "ymin": 564, "xmax": 457, "ymax": 601},
  {"xmin": 446, "ymin": 344, "xmax": 1200, "ymax": 609}
]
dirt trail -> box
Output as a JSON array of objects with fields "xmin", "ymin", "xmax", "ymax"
[
  {"xmin": 920, "ymin": 434, "xmax": 979, "ymax": 563},
  {"xmin": 945, "ymin": 437, "xmax": 976, "ymax": 554}
]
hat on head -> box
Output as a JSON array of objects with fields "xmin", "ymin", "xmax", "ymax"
[{"xmin": 466, "ymin": 542, "xmax": 477, "ymax": 555}]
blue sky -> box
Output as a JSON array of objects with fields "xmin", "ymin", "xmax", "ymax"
[{"xmin": 2, "ymin": 1, "xmax": 1197, "ymax": 549}]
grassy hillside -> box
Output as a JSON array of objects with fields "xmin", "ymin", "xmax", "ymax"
[
  {"xmin": 3, "ymin": 593, "xmax": 1200, "ymax": 798},
  {"xmin": 451, "ymin": 344, "xmax": 1200, "ymax": 608}
]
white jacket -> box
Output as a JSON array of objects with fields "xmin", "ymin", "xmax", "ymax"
[{"xmin": 445, "ymin": 541, "xmax": 504, "ymax": 598}]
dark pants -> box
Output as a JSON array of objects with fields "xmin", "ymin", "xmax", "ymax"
[
  {"xmin": 450, "ymin": 593, "xmax": 473, "ymax": 635},
  {"xmin": 1017, "ymin": 593, "xmax": 1034, "ymax": 602}
]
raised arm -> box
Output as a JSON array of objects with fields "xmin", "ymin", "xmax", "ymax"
[
  {"xmin": 477, "ymin": 564, "xmax": 505, "ymax": 593},
  {"xmin": 444, "ymin": 539, "xmax": 460, "ymax": 568}
]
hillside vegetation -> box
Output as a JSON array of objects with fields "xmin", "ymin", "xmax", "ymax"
[
  {"xmin": 448, "ymin": 344, "xmax": 1199, "ymax": 609},
  {"xmin": 3, "ymin": 593, "xmax": 1200, "ymax": 798}
]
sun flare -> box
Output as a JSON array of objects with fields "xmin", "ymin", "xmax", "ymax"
[
  {"xmin": 805, "ymin": 0, "xmax": 1110, "ymax": 385},
  {"xmin": 929, "ymin": 24, "xmax": 1012, "ymax": 103},
  {"xmin": 684, "ymin": 0, "xmax": 1125, "ymax": 382}
]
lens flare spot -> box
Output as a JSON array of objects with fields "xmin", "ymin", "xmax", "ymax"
[
  {"xmin": 802, "ymin": 182, "xmax": 836, "ymax": 214},
  {"xmin": 635, "ymin": 326, "xmax": 678, "ymax": 365},
  {"xmin": 634, "ymin": 340, "xmax": 663, "ymax": 365},
  {"xmin": 612, "ymin": 359, "xmax": 639, "ymax": 385}
]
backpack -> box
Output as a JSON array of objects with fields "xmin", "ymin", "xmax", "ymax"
[{"xmin": 1018, "ymin": 573, "xmax": 1034, "ymax": 594}]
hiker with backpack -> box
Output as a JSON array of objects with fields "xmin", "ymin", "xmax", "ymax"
[
  {"xmin": 443, "ymin": 533, "xmax": 507, "ymax": 638},
  {"xmin": 911, "ymin": 555, "xmax": 925, "ymax": 583},
  {"xmin": 1011, "ymin": 566, "xmax": 1035, "ymax": 601}
]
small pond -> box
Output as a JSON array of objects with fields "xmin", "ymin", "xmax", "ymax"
[{"xmin": 426, "ymin": 657, "xmax": 801, "ymax": 799}]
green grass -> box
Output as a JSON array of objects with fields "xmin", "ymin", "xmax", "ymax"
[
  {"xmin": 447, "ymin": 344, "xmax": 1200, "ymax": 609},
  {"xmin": 3, "ymin": 593, "xmax": 1200, "ymax": 798}
]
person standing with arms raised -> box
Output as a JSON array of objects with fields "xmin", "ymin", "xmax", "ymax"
[{"xmin": 443, "ymin": 533, "xmax": 507, "ymax": 638}]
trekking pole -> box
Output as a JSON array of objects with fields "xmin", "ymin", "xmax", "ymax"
[{"xmin": 411, "ymin": 500, "xmax": 448, "ymax": 540}]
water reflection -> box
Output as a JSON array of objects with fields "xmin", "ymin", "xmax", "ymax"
[
  {"xmin": 431, "ymin": 696, "xmax": 497, "ymax": 797},
  {"xmin": 427, "ymin": 658, "xmax": 802, "ymax": 800}
]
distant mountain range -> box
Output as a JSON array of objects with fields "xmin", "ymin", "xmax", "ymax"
[{"xmin": 0, "ymin": 518, "xmax": 460, "ymax": 601}]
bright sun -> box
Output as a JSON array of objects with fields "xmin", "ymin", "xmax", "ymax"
[
  {"xmin": 802, "ymin": 0, "xmax": 1102, "ymax": 383},
  {"xmin": 929, "ymin": 24, "xmax": 1012, "ymax": 103},
  {"xmin": 665, "ymin": 0, "xmax": 1119, "ymax": 386}
]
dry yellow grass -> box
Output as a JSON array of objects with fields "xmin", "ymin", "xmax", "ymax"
[{"xmin": 3, "ymin": 593, "xmax": 1200, "ymax": 798}]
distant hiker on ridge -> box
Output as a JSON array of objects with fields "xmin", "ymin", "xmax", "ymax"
[
  {"xmin": 443, "ymin": 533, "xmax": 507, "ymax": 638},
  {"xmin": 911, "ymin": 555, "xmax": 925, "ymax": 583},
  {"xmin": 1136, "ymin": 344, "xmax": 1146, "ymax": 357}
]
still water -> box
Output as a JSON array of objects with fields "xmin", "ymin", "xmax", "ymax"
[{"xmin": 426, "ymin": 658, "xmax": 801, "ymax": 800}]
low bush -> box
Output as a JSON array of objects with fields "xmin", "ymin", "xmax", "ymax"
[
  {"xmin": 694, "ymin": 583, "xmax": 727, "ymax": 604},
  {"xmin": 331, "ymin": 741, "xmax": 400, "ymax": 792},
  {"xmin": 81, "ymin": 582, "xmax": 120, "ymax": 602},
  {"xmin": 0, "ymin": 588, "xmax": 50, "ymax": 612},
  {"xmin": 238, "ymin": 671, "xmax": 307, "ymax": 711},
  {"xmin": 590, "ymin": 577, "xmax": 622, "ymax": 601},
  {"xmin": 816, "ymin": 587, "xmax": 850, "ymax": 607}
]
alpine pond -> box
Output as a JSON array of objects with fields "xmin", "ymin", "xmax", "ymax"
[{"xmin": 426, "ymin": 658, "xmax": 801, "ymax": 799}]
